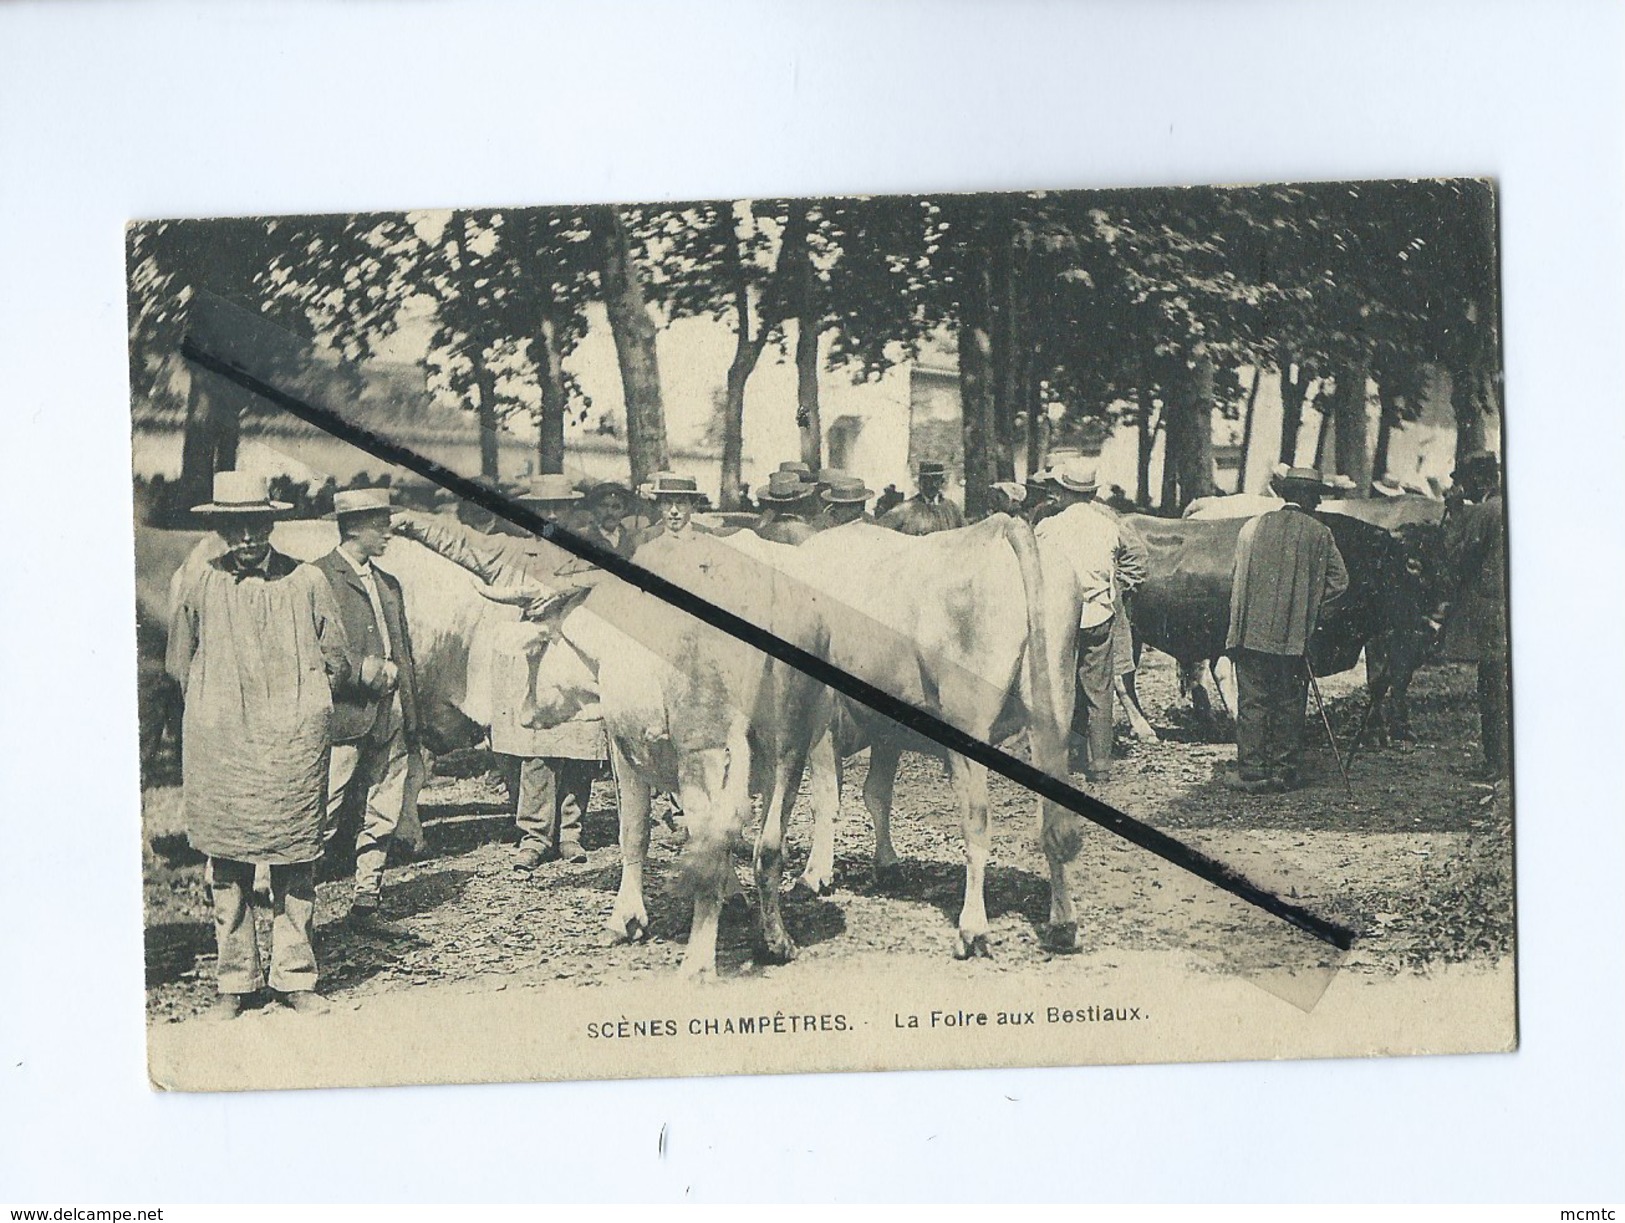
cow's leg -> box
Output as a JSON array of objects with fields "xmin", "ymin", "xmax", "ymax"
[
  {"xmin": 1376, "ymin": 632, "xmax": 1421, "ymax": 742},
  {"xmin": 605, "ymin": 741, "xmax": 652, "ymax": 945},
  {"xmin": 1180, "ymin": 661, "xmax": 1213, "ymax": 717},
  {"xmin": 1116, "ymin": 673, "xmax": 1159, "ymax": 740},
  {"xmin": 948, "ymin": 753, "xmax": 993, "ymax": 960},
  {"xmin": 864, "ymin": 739, "xmax": 904, "ymax": 885},
  {"xmin": 674, "ymin": 735, "xmax": 749, "ymax": 982},
  {"xmin": 1211, "ymin": 656, "xmax": 1239, "ymax": 722},
  {"xmin": 753, "ymin": 748, "xmax": 803, "ymax": 964},
  {"xmin": 794, "ymin": 722, "xmax": 840, "ymax": 897}
]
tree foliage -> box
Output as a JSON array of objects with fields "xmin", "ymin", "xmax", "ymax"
[{"xmin": 129, "ymin": 181, "xmax": 1500, "ymax": 508}]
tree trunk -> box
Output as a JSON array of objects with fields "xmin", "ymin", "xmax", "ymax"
[
  {"xmin": 718, "ymin": 203, "xmax": 757, "ymax": 509},
  {"xmin": 1332, "ymin": 360, "xmax": 1372, "ymax": 495},
  {"xmin": 472, "ymin": 354, "xmax": 501, "ymax": 480},
  {"xmin": 1136, "ymin": 385, "xmax": 1156, "ymax": 507},
  {"xmin": 534, "ymin": 305, "xmax": 567, "ymax": 475},
  {"xmin": 795, "ymin": 318, "xmax": 822, "ymax": 469},
  {"xmin": 1372, "ymin": 376, "xmax": 1402, "ymax": 485},
  {"xmin": 1159, "ymin": 417, "xmax": 1178, "ymax": 512},
  {"xmin": 594, "ymin": 205, "xmax": 669, "ymax": 488},
  {"xmin": 776, "ymin": 200, "xmax": 823, "ymax": 468},
  {"xmin": 1278, "ymin": 348, "xmax": 1308, "ymax": 467},
  {"xmin": 1449, "ymin": 357, "xmax": 1489, "ymax": 466},
  {"xmin": 179, "ymin": 364, "xmax": 241, "ymax": 512},
  {"xmin": 1236, "ymin": 364, "xmax": 1263, "ymax": 493},
  {"xmin": 1313, "ymin": 397, "xmax": 1334, "ymax": 473},
  {"xmin": 1022, "ymin": 347, "xmax": 1044, "ymax": 481},
  {"xmin": 1165, "ymin": 352, "xmax": 1215, "ymax": 511},
  {"xmin": 959, "ymin": 253, "xmax": 996, "ymax": 520},
  {"xmin": 989, "ymin": 223, "xmax": 1020, "ymax": 483}
]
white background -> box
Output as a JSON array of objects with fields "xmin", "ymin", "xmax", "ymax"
[{"xmin": 1, "ymin": 0, "xmax": 1621, "ymax": 1204}]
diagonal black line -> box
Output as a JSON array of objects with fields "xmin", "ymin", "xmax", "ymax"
[{"xmin": 180, "ymin": 330, "xmax": 1357, "ymax": 951}]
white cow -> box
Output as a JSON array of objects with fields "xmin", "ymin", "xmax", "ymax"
[
  {"xmin": 726, "ymin": 516, "xmax": 1081, "ymax": 958},
  {"xmin": 507, "ymin": 531, "xmax": 832, "ymax": 979}
]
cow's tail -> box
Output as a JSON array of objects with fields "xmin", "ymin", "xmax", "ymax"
[{"xmin": 999, "ymin": 515, "xmax": 1082, "ymax": 863}]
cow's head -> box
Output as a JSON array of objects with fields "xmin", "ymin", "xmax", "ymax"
[{"xmin": 495, "ymin": 585, "xmax": 599, "ymax": 730}]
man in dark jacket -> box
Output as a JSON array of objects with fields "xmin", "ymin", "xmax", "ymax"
[
  {"xmin": 312, "ymin": 488, "xmax": 420, "ymax": 928},
  {"xmin": 1224, "ymin": 468, "xmax": 1349, "ymax": 793},
  {"xmin": 579, "ymin": 481, "xmax": 640, "ymax": 559},
  {"xmin": 880, "ymin": 459, "xmax": 967, "ymax": 536}
]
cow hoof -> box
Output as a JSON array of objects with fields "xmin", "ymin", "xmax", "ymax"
[
  {"xmin": 756, "ymin": 934, "xmax": 798, "ymax": 965},
  {"xmin": 873, "ymin": 861, "xmax": 905, "ymax": 891},
  {"xmin": 955, "ymin": 932, "xmax": 993, "ymax": 960},
  {"xmin": 1043, "ymin": 922, "xmax": 1081, "ymax": 954},
  {"xmin": 677, "ymin": 961, "xmax": 717, "ymax": 983},
  {"xmin": 786, "ymin": 875, "xmax": 831, "ymax": 900},
  {"xmin": 605, "ymin": 913, "xmax": 650, "ymax": 945}
]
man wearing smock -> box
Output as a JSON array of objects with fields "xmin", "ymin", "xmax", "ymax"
[
  {"xmin": 166, "ymin": 472, "xmax": 354, "ymax": 1019},
  {"xmin": 1224, "ymin": 467, "xmax": 1349, "ymax": 794}
]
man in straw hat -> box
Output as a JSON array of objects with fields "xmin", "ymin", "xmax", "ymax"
[
  {"xmin": 1224, "ymin": 466, "xmax": 1349, "ymax": 794},
  {"xmin": 1437, "ymin": 450, "xmax": 1509, "ymax": 779},
  {"xmin": 754, "ymin": 469, "xmax": 820, "ymax": 544},
  {"xmin": 1034, "ymin": 457, "xmax": 1149, "ymax": 781},
  {"xmin": 167, "ymin": 472, "xmax": 355, "ymax": 1018},
  {"xmin": 817, "ymin": 472, "xmax": 877, "ymax": 528},
  {"xmin": 312, "ymin": 487, "xmax": 422, "ymax": 928},
  {"xmin": 394, "ymin": 473, "xmax": 609, "ymax": 870},
  {"xmin": 985, "ymin": 480, "xmax": 1029, "ymax": 521},
  {"xmin": 880, "ymin": 458, "xmax": 967, "ymax": 536},
  {"xmin": 632, "ymin": 471, "xmax": 713, "ymax": 548}
]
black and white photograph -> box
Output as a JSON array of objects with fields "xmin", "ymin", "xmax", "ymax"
[
  {"xmin": 5, "ymin": 0, "xmax": 1623, "ymax": 1208},
  {"xmin": 128, "ymin": 183, "xmax": 1516, "ymax": 1090}
]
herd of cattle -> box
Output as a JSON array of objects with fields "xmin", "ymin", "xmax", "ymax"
[{"xmin": 133, "ymin": 488, "xmax": 1448, "ymax": 979}]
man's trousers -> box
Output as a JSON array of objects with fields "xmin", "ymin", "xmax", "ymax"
[
  {"xmin": 210, "ymin": 857, "xmax": 317, "ymax": 995},
  {"xmin": 1074, "ymin": 618, "xmax": 1117, "ymax": 778},
  {"xmin": 327, "ymin": 696, "xmax": 409, "ymax": 903},
  {"xmin": 508, "ymin": 755, "xmax": 596, "ymax": 855},
  {"xmin": 1233, "ymin": 649, "xmax": 1310, "ymax": 783}
]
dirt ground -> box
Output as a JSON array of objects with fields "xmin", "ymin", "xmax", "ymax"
[{"xmin": 143, "ymin": 651, "xmax": 1514, "ymax": 1024}]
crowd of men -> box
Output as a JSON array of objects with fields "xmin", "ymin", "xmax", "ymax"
[{"xmin": 164, "ymin": 446, "xmax": 1508, "ymax": 1017}]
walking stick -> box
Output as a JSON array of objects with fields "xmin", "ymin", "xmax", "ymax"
[{"xmin": 1304, "ymin": 657, "xmax": 1354, "ymax": 797}]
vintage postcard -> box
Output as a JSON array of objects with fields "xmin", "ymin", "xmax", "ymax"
[{"xmin": 129, "ymin": 181, "xmax": 1515, "ymax": 1091}]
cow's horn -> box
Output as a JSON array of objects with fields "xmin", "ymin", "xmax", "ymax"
[{"xmin": 472, "ymin": 580, "xmax": 550, "ymax": 606}]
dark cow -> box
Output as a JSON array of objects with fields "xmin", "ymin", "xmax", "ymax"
[{"xmin": 1122, "ymin": 511, "xmax": 1434, "ymax": 743}]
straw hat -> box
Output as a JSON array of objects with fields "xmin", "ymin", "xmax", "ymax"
[
  {"xmin": 759, "ymin": 470, "xmax": 816, "ymax": 503},
  {"xmin": 821, "ymin": 474, "xmax": 875, "ymax": 504},
  {"xmin": 639, "ymin": 472, "xmax": 707, "ymax": 500},
  {"xmin": 191, "ymin": 471, "xmax": 292, "ymax": 516},
  {"xmin": 1280, "ymin": 466, "xmax": 1329, "ymax": 490},
  {"xmin": 514, "ymin": 473, "xmax": 583, "ymax": 505},
  {"xmin": 918, "ymin": 459, "xmax": 949, "ymax": 479},
  {"xmin": 1050, "ymin": 457, "xmax": 1099, "ymax": 494},
  {"xmin": 329, "ymin": 487, "xmax": 397, "ymax": 518}
]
